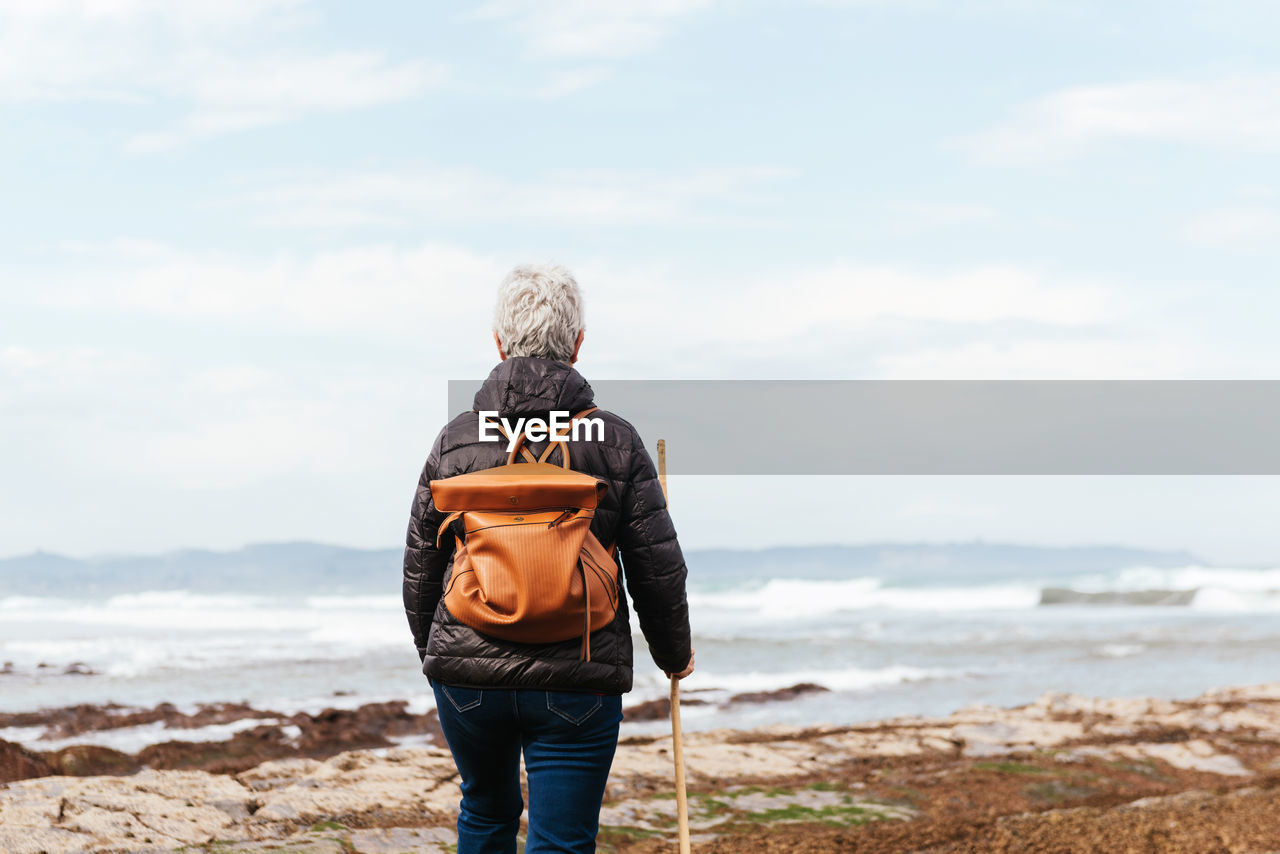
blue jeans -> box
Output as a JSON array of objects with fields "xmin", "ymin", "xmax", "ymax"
[{"xmin": 432, "ymin": 681, "xmax": 624, "ymax": 854}]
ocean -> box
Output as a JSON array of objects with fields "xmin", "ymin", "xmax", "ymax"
[{"xmin": 3, "ymin": 546, "xmax": 1280, "ymax": 751}]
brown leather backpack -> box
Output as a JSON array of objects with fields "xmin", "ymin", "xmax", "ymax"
[{"xmin": 430, "ymin": 408, "xmax": 619, "ymax": 661}]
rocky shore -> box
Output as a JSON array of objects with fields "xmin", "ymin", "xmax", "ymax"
[
  {"xmin": 2, "ymin": 682, "xmax": 1280, "ymax": 852},
  {"xmin": 0, "ymin": 700, "xmax": 446, "ymax": 780},
  {"xmin": 0, "ymin": 684, "xmax": 838, "ymax": 781}
]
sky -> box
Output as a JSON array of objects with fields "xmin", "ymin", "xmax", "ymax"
[{"xmin": 2, "ymin": 0, "xmax": 1279, "ymax": 563}]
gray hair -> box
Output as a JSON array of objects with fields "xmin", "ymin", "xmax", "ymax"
[{"xmin": 492, "ymin": 263, "xmax": 584, "ymax": 362}]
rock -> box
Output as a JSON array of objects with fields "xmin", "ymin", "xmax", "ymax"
[
  {"xmin": 0, "ymin": 769, "xmax": 259, "ymax": 851},
  {"xmin": 952, "ymin": 719, "xmax": 1085, "ymax": 757},
  {"xmin": 623, "ymin": 682, "xmax": 826, "ymax": 722},
  {"xmin": 237, "ymin": 757, "xmax": 323, "ymax": 791},
  {"xmin": 1078, "ymin": 739, "xmax": 1253, "ymax": 776},
  {"xmin": 295, "ymin": 701, "xmax": 439, "ymax": 750},
  {"xmin": 251, "ymin": 747, "xmax": 461, "ymax": 824},
  {"xmin": 47, "ymin": 744, "xmax": 140, "ymax": 777},
  {"xmin": 0, "ymin": 738, "xmax": 53, "ymax": 784},
  {"xmin": 0, "ymin": 701, "xmax": 273, "ymax": 741},
  {"xmin": 1, "ymin": 681, "xmax": 1279, "ymax": 852},
  {"xmin": 1039, "ymin": 587, "xmax": 1196, "ymax": 606},
  {"xmin": 0, "ymin": 700, "xmax": 444, "ymax": 783},
  {"xmin": 623, "ymin": 697, "xmax": 673, "ymax": 721},
  {"xmin": 350, "ymin": 826, "xmax": 458, "ymax": 852},
  {"xmin": 622, "ymin": 696, "xmax": 711, "ymax": 722},
  {"xmin": 0, "ymin": 826, "xmax": 88, "ymax": 854},
  {"xmin": 725, "ymin": 682, "xmax": 830, "ymax": 706},
  {"xmin": 136, "ymin": 724, "xmax": 294, "ymax": 775}
]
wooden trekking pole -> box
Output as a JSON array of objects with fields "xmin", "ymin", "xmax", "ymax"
[{"xmin": 656, "ymin": 440, "xmax": 692, "ymax": 854}]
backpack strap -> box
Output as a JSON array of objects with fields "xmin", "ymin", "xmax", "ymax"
[
  {"xmin": 436, "ymin": 511, "xmax": 463, "ymax": 548},
  {"xmin": 482, "ymin": 414, "xmax": 537, "ymax": 464},
  {"xmin": 505, "ymin": 407, "xmax": 599, "ymax": 469},
  {"xmin": 580, "ymin": 560, "xmax": 592, "ymax": 661}
]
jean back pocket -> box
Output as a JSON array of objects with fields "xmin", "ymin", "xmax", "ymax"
[
  {"xmin": 441, "ymin": 684, "xmax": 483, "ymax": 713},
  {"xmin": 546, "ymin": 690, "xmax": 603, "ymax": 725}
]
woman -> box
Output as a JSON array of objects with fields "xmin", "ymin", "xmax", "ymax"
[{"xmin": 403, "ymin": 262, "xmax": 694, "ymax": 854}]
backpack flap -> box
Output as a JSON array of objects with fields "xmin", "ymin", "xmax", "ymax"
[{"xmin": 430, "ymin": 461, "xmax": 606, "ymax": 513}]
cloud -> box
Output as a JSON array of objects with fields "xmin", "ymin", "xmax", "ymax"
[
  {"xmin": 873, "ymin": 336, "xmax": 1203, "ymax": 380},
  {"xmin": 0, "ymin": 345, "xmax": 156, "ymax": 435},
  {"xmin": 717, "ymin": 264, "xmax": 1115, "ymax": 335},
  {"xmin": 1, "ymin": 241, "xmax": 493, "ymax": 493},
  {"xmin": 0, "ymin": 343, "xmax": 415, "ymax": 491},
  {"xmin": 0, "ymin": 0, "xmax": 438, "ymax": 150},
  {"xmin": 126, "ymin": 52, "xmax": 441, "ymax": 152},
  {"xmin": 0, "ymin": 241, "xmax": 1240, "ymax": 532},
  {"xmin": 28, "ymin": 241, "xmax": 505, "ymax": 336},
  {"xmin": 534, "ymin": 66, "xmax": 615, "ymax": 98},
  {"xmin": 15, "ymin": 240, "xmax": 1121, "ymax": 370},
  {"xmin": 958, "ymin": 73, "xmax": 1280, "ymax": 164},
  {"xmin": 8, "ymin": 233, "xmax": 1223, "ymax": 387},
  {"xmin": 0, "ymin": 346, "xmax": 44, "ymax": 370},
  {"xmin": 191, "ymin": 364, "xmax": 276, "ymax": 396},
  {"xmin": 888, "ymin": 201, "xmax": 998, "ymax": 227},
  {"xmin": 551, "ymin": 258, "xmax": 1137, "ymax": 380},
  {"xmin": 1183, "ymin": 207, "xmax": 1280, "ymax": 248},
  {"xmin": 471, "ymin": 0, "xmax": 714, "ymax": 59},
  {"xmin": 237, "ymin": 165, "xmax": 794, "ymax": 229}
]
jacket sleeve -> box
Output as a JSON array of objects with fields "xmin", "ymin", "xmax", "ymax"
[
  {"xmin": 616, "ymin": 427, "xmax": 693, "ymax": 674},
  {"xmin": 403, "ymin": 432, "xmax": 452, "ymax": 664}
]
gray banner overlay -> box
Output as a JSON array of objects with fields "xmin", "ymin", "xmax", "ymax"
[{"xmin": 447, "ymin": 380, "xmax": 1280, "ymax": 474}]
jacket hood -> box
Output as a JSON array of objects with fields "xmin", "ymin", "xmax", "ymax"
[{"xmin": 471, "ymin": 357, "xmax": 595, "ymax": 416}]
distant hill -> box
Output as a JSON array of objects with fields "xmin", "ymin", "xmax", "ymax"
[
  {"xmin": 0, "ymin": 541, "xmax": 1205, "ymax": 597},
  {"xmin": 0, "ymin": 542, "xmax": 398, "ymax": 596}
]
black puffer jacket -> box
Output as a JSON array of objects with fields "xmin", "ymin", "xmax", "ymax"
[{"xmin": 402, "ymin": 357, "xmax": 692, "ymax": 694}]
